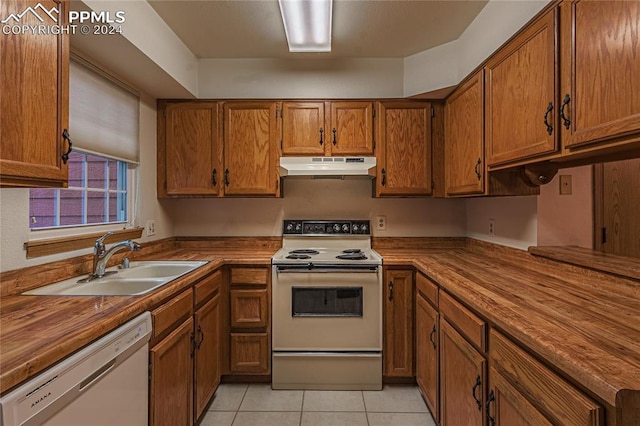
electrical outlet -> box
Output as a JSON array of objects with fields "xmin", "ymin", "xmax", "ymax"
[
  {"xmin": 376, "ymin": 215, "xmax": 387, "ymax": 231},
  {"xmin": 559, "ymin": 175, "xmax": 572, "ymax": 195},
  {"xmin": 145, "ymin": 220, "xmax": 156, "ymax": 237},
  {"xmin": 488, "ymin": 219, "xmax": 495, "ymax": 236}
]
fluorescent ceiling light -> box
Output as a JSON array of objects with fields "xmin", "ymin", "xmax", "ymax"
[{"xmin": 278, "ymin": 0, "xmax": 333, "ymax": 52}]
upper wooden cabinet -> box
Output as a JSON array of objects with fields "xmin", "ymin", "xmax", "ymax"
[
  {"xmin": 158, "ymin": 101, "xmax": 221, "ymax": 197},
  {"xmin": 223, "ymin": 102, "xmax": 279, "ymax": 196},
  {"xmin": 281, "ymin": 102, "xmax": 325, "ymax": 155},
  {"xmin": 330, "ymin": 101, "xmax": 375, "ymax": 155},
  {"xmin": 485, "ymin": 9, "xmax": 558, "ymax": 167},
  {"xmin": 0, "ymin": 0, "xmax": 70, "ymax": 188},
  {"xmin": 375, "ymin": 102, "xmax": 432, "ymax": 196},
  {"xmin": 445, "ymin": 71, "xmax": 485, "ymax": 196},
  {"xmin": 559, "ymin": 0, "xmax": 640, "ymax": 151}
]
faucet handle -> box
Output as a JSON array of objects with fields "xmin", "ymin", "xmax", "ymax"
[{"xmin": 94, "ymin": 232, "xmax": 114, "ymax": 253}]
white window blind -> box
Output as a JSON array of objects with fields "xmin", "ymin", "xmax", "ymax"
[{"xmin": 69, "ymin": 58, "xmax": 140, "ymax": 163}]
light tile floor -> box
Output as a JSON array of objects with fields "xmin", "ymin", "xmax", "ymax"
[{"xmin": 200, "ymin": 384, "xmax": 436, "ymax": 426}]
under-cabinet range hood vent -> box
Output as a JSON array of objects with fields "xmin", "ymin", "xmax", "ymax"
[{"xmin": 279, "ymin": 157, "xmax": 376, "ymax": 178}]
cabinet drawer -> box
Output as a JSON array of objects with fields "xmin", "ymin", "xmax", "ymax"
[
  {"xmin": 152, "ymin": 289, "xmax": 193, "ymax": 341},
  {"xmin": 490, "ymin": 330, "xmax": 603, "ymax": 426},
  {"xmin": 230, "ymin": 288, "xmax": 268, "ymax": 329},
  {"xmin": 416, "ymin": 273, "xmax": 438, "ymax": 307},
  {"xmin": 439, "ymin": 291, "xmax": 486, "ymax": 351},
  {"xmin": 231, "ymin": 267, "xmax": 268, "ymax": 286},
  {"xmin": 195, "ymin": 270, "xmax": 222, "ymax": 308},
  {"xmin": 230, "ymin": 333, "xmax": 270, "ymax": 374}
]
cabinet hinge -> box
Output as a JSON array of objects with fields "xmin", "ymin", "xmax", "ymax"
[
  {"xmin": 430, "ymin": 107, "xmax": 435, "ymax": 118},
  {"xmin": 601, "ymin": 227, "xmax": 607, "ymax": 244}
]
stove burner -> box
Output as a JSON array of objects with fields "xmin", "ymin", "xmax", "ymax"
[
  {"xmin": 336, "ymin": 253, "xmax": 368, "ymax": 260},
  {"xmin": 289, "ymin": 249, "xmax": 320, "ymax": 255},
  {"xmin": 342, "ymin": 249, "xmax": 363, "ymax": 254},
  {"xmin": 286, "ymin": 254, "xmax": 312, "ymax": 260}
]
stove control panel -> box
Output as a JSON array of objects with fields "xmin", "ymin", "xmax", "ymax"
[{"xmin": 283, "ymin": 220, "xmax": 371, "ymax": 235}]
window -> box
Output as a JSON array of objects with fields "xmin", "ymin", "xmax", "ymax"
[{"xmin": 29, "ymin": 151, "xmax": 129, "ymax": 229}]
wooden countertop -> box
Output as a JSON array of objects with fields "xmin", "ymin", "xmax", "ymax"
[
  {"xmin": 381, "ymin": 246, "xmax": 640, "ymax": 408},
  {"xmin": 2, "ymin": 241, "xmax": 639, "ymax": 413},
  {"xmin": 0, "ymin": 248, "xmax": 275, "ymax": 394}
]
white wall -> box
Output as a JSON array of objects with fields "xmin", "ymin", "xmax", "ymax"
[
  {"xmin": 466, "ymin": 196, "xmax": 538, "ymax": 250},
  {"xmin": 198, "ymin": 58, "xmax": 404, "ymax": 99},
  {"xmin": 537, "ymin": 166, "xmax": 593, "ymax": 248},
  {"xmin": 0, "ymin": 93, "xmax": 172, "ymax": 273},
  {"xmin": 164, "ymin": 179, "xmax": 466, "ymax": 237}
]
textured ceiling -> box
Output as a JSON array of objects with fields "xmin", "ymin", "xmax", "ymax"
[{"xmin": 148, "ymin": 0, "xmax": 489, "ymax": 59}]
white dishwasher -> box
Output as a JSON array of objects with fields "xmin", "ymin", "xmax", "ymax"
[{"xmin": 0, "ymin": 312, "xmax": 152, "ymax": 426}]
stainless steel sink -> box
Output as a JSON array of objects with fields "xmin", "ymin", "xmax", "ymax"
[{"xmin": 23, "ymin": 261, "xmax": 208, "ymax": 296}]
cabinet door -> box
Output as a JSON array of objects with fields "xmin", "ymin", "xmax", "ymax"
[
  {"xmin": 282, "ymin": 102, "xmax": 325, "ymax": 155},
  {"xmin": 160, "ymin": 102, "xmax": 220, "ymax": 196},
  {"xmin": 485, "ymin": 9, "xmax": 557, "ymax": 166},
  {"xmin": 330, "ymin": 102, "xmax": 374, "ymax": 155},
  {"xmin": 194, "ymin": 294, "xmax": 221, "ymax": 421},
  {"xmin": 487, "ymin": 367, "xmax": 552, "ymax": 426},
  {"xmin": 230, "ymin": 288, "xmax": 268, "ymax": 329},
  {"xmin": 416, "ymin": 294, "xmax": 439, "ymax": 421},
  {"xmin": 230, "ymin": 333, "xmax": 270, "ymax": 374},
  {"xmin": 560, "ymin": 0, "xmax": 640, "ymax": 149},
  {"xmin": 445, "ymin": 71, "xmax": 485, "ymax": 196},
  {"xmin": 0, "ymin": 0, "xmax": 69, "ymax": 187},
  {"xmin": 150, "ymin": 317, "xmax": 194, "ymax": 426},
  {"xmin": 440, "ymin": 319, "xmax": 486, "ymax": 426},
  {"xmin": 376, "ymin": 102, "xmax": 432, "ymax": 196},
  {"xmin": 383, "ymin": 269, "xmax": 414, "ymax": 377},
  {"xmin": 223, "ymin": 102, "xmax": 279, "ymax": 196}
]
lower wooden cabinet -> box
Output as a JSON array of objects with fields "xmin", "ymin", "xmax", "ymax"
[
  {"xmin": 383, "ymin": 268, "xmax": 414, "ymax": 377},
  {"xmin": 150, "ymin": 317, "xmax": 194, "ymax": 426},
  {"xmin": 415, "ymin": 292, "xmax": 439, "ymax": 421},
  {"xmin": 440, "ymin": 318, "xmax": 486, "ymax": 426},
  {"xmin": 194, "ymin": 291, "xmax": 221, "ymax": 420},
  {"xmin": 230, "ymin": 333, "xmax": 270, "ymax": 373}
]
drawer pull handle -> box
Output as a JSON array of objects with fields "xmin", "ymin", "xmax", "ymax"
[
  {"xmin": 388, "ymin": 281, "xmax": 394, "ymax": 301},
  {"xmin": 543, "ymin": 102, "xmax": 554, "ymax": 135},
  {"xmin": 332, "ymin": 128, "xmax": 337, "ymax": 145},
  {"xmin": 486, "ymin": 390, "xmax": 496, "ymax": 426},
  {"xmin": 381, "ymin": 168, "xmax": 387, "ymax": 186},
  {"xmin": 560, "ymin": 94, "xmax": 571, "ymax": 130},
  {"xmin": 196, "ymin": 325, "xmax": 204, "ymax": 350},
  {"xmin": 429, "ymin": 325, "xmax": 437, "ymax": 349},
  {"xmin": 319, "ymin": 127, "xmax": 324, "ymax": 145},
  {"xmin": 212, "ymin": 169, "xmax": 217, "ymax": 187},
  {"xmin": 472, "ymin": 375, "xmax": 482, "ymax": 410},
  {"xmin": 474, "ymin": 158, "xmax": 482, "ymax": 181},
  {"xmin": 224, "ymin": 168, "xmax": 230, "ymax": 186}
]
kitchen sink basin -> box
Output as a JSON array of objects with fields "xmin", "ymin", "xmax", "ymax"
[{"xmin": 23, "ymin": 261, "xmax": 208, "ymax": 296}]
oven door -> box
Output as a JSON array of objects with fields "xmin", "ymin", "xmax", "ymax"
[{"xmin": 272, "ymin": 264, "xmax": 382, "ymax": 351}]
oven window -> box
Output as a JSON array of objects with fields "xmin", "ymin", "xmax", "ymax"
[{"xmin": 292, "ymin": 287, "xmax": 363, "ymax": 317}]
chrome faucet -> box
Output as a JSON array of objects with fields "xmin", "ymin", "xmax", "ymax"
[{"xmin": 80, "ymin": 232, "xmax": 141, "ymax": 282}]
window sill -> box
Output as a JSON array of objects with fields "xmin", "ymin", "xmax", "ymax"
[{"xmin": 24, "ymin": 227, "xmax": 144, "ymax": 259}]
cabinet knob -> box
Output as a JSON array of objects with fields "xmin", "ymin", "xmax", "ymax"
[
  {"xmin": 543, "ymin": 102, "xmax": 554, "ymax": 135},
  {"xmin": 61, "ymin": 129, "xmax": 73, "ymax": 164},
  {"xmin": 560, "ymin": 94, "xmax": 571, "ymax": 130}
]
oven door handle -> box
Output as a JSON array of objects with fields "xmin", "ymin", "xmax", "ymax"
[{"xmin": 275, "ymin": 264, "xmax": 379, "ymax": 273}]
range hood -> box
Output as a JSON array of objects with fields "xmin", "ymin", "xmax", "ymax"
[{"xmin": 279, "ymin": 157, "xmax": 376, "ymax": 178}]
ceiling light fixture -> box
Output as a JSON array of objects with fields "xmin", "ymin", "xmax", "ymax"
[{"xmin": 278, "ymin": 0, "xmax": 333, "ymax": 52}]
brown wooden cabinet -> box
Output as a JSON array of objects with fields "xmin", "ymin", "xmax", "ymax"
[
  {"xmin": 559, "ymin": 0, "xmax": 640, "ymax": 152},
  {"xmin": 158, "ymin": 101, "xmax": 221, "ymax": 197},
  {"xmin": 194, "ymin": 272, "xmax": 222, "ymax": 421},
  {"xmin": 489, "ymin": 329, "xmax": 603, "ymax": 426},
  {"xmin": 375, "ymin": 102, "xmax": 432, "ymax": 196},
  {"xmin": 416, "ymin": 283, "xmax": 439, "ymax": 421},
  {"xmin": 445, "ymin": 71, "xmax": 485, "ymax": 196},
  {"xmin": 485, "ymin": 9, "xmax": 558, "ymax": 167},
  {"xmin": 228, "ymin": 267, "xmax": 270, "ymax": 375},
  {"xmin": 281, "ymin": 102, "xmax": 325, "ymax": 155},
  {"xmin": 329, "ymin": 101, "xmax": 375, "ymax": 155},
  {"xmin": 383, "ymin": 268, "xmax": 414, "ymax": 378},
  {"xmin": 223, "ymin": 102, "xmax": 279, "ymax": 196},
  {"xmin": 0, "ymin": 0, "xmax": 70, "ymax": 188},
  {"xmin": 440, "ymin": 318, "xmax": 486, "ymax": 426}
]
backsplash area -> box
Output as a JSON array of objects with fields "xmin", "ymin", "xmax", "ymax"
[{"xmin": 164, "ymin": 179, "xmax": 467, "ymax": 237}]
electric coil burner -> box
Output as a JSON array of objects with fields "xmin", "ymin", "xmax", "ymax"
[{"xmin": 271, "ymin": 220, "xmax": 383, "ymax": 391}]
